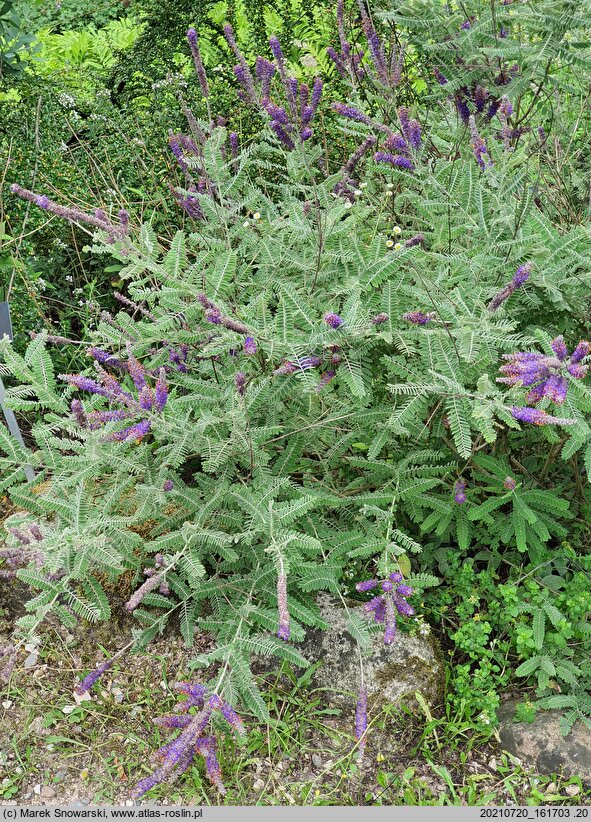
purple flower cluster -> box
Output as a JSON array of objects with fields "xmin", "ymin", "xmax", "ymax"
[
  {"xmin": 356, "ymin": 572, "xmax": 414, "ymax": 645},
  {"xmin": 61, "ymin": 350, "xmax": 169, "ymax": 444},
  {"xmin": 327, "ymin": 0, "xmax": 365, "ymax": 81},
  {"xmin": 355, "ymin": 0, "xmax": 403, "ymax": 88},
  {"xmin": 453, "ymin": 86, "xmax": 500, "ymax": 124},
  {"xmin": 315, "ymin": 369, "xmax": 336, "ymax": 392},
  {"xmin": 372, "ymin": 312, "xmax": 389, "ymax": 325},
  {"xmin": 132, "ymin": 684, "xmax": 245, "ymax": 798},
  {"xmin": 223, "ymin": 26, "xmax": 323, "ymax": 148},
  {"xmin": 405, "ymin": 234, "xmax": 425, "ymax": 249},
  {"xmin": 324, "ymin": 312, "xmax": 344, "ymax": 329},
  {"xmin": 273, "ymin": 355, "xmax": 322, "ymax": 376},
  {"xmin": 499, "ymin": 336, "xmax": 590, "ymax": 408},
  {"xmin": 186, "ymin": 28, "xmax": 209, "ymax": 98},
  {"xmin": 197, "ymin": 293, "xmax": 250, "ymax": 335},
  {"xmin": 454, "ymin": 480, "xmax": 467, "ymax": 504},
  {"xmin": 244, "ymin": 336, "xmax": 257, "ymax": 355},
  {"xmin": 235, "ymin": 372, "xmax": 247, "ymax": 396},
  {"xmin": 403, "ymin": 311, "xmax": 431, "ymax": 325},
  {"xmin": 372, "ymin": 107, "xmax": 421, "ymax": 172},
  {"xmin": 488, "ymin": 262, "xmax": 533, "ymax": 312},
  {"xmin": 10, "ymin": 185, "xmax": 130, "ymax": 244}
]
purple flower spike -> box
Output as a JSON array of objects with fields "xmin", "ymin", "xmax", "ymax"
[
  {"xmin": 163, "ymin": 480, "xmax": 174, "ymax": 492},
  {"xmin": 332, "ymin": 102, "xmax": 372, "ymax": 125},
  {"xmin": 374, "ymin": 152, "xmax": 414, "ymax": 170},
  {"xmin": 454, "ymin": 480, "xmax": 467, "ymax": 505},
  {"xmin": 511, "ymin": 262, "xmax": 533, "ymax": 288},
  {"xmin": 221, "ymin": 702, "xmax": 246, "ymax": 736},
  {"xmin": 551, "ymin": 336, "xmax": 569, "ymax": 361},
  {"xmin": 372, "ymin": 312, "xmax": 389, "ymax": 324},
  {"xmin": 355, "ymin": 687, "xmax": 368, "ymax": 760},
  {"xmin": 277, "ymin": 573, "xmax": 290, "ymax": 641},
  {"xmin": 539, "ymin": 374, "xmax": 568, "ymax": 404},
  {"xmin": 396, "ymin": 584, "xmax": 413, "ymax": 597},
  {"xmin": 71, "ymin": 399, "xmax": 87, "ymax": 427},
  {"xmin": 235, "ymin": 372, "xmax": 247, "ymax": 396},
  {"xmin": 155, "ymin": 368, "xmax": 168, "ymax": 412},
  {"xmin": 359, "ymin": 571, "xmax": 414, "ymax": 645},
  {"xmin": 473, "ymin": 85, "xmax": 488, "ymax": 113},
  {"xmin": 152, "ymin": 715, "xmax": 193, "ymax": 730},
  {"xmin": 356, "ymin": 579, "xmax": 379, "ymax": 592},
  {"xmin": 75, "ymin": 658, "xmax": 115, "ymax": 695},
  {"xmin": 59, "ymin": 374, "xmax": 109, "ymax": 397},
  {"xmin": 173, "ymin": 682, "xmax": 207, "ymax": 710},
  {"xmin": 208, "ymin": 693, "xmax": 223, "ymax": 711},
  {"xmin": 510, "ymin": 407, "xmax": 575, "ymax": 426},
  {"xmin": 405, "ymin": 234, "xmax": 424, "ymax": 248},
  {"xmin": 324, "ymin": 312, "xmax": 344, "ymax": 329},
  {"xmin": 504, "ymin": 477, "xmax": 516, "ymax": 490},
  {"xmin": 186, "ymin": 27, "xmax": 209, "ymax": 97},
  {"xmin": 244, "ymin": 337, "xmax": 257, "ymax": 355},
  {"xmin": 403, "ymin": 311, "xmax": 431, "ymax": 325},
  {"xmin": 571, "ymin": 341, "xmax": 590, "ymax": 364},
  {"xmin": 469, "ymin": 115, "xmax": 492, "ymax": 170}
]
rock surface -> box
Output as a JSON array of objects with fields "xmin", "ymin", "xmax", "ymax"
[
  {"xmin": 498, "ymin": 699, "xmax": 591, "ymax": 783},
  {"xmin": 293, "ymin": 594, "xmax": 444, "ymax": 707}
]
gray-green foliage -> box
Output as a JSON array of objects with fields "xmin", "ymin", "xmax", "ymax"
[{"xmin": 2, "ymin": 0, "xmax": 591, "ymax": 740}]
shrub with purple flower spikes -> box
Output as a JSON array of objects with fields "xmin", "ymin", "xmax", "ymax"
[{"xmin": 7, "ymin": 0, "xmax": 591, "ymax": 800}]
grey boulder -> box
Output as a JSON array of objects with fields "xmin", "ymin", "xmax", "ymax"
[
  {"xmin": 498, "ymin": 699, "xmax": 591, "ymax": 783},
  {"xmin": 294, "ymin": 594, "xmax": 444, "ymax": 707}
]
